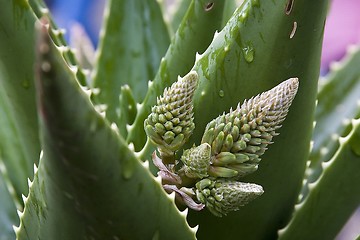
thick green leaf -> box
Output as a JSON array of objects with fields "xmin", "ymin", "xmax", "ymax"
[
  {"xmin": 15, "ymin": 22, "xmax": 196, "ymax": 239},
  {"xmin": 185, "ymin": 0, "xmax": 328, "ymax": 239},
  {"xmin": 29, "ymin": 0, "xmax": 88, "ymax": 86},
  {"xmin": 167, "ymin": 0, "xmax": 191, "ymax": 36},
  {"xmin": 127, "ymin": 0, "xmax": 226, "ymax": 151},
  {"xmin": 92, "ymin": 0, "xmax": 170, "ymax": 125},
  {"xmin": 0, "ymin": 0, "xmax": 40, "ymax": 203},
  {"xmin": 221, "ymin": 0, "xmax": 240, "ymax": 27},
  {"xmin": 278, "ymin": 118, "xmax": 360, "ymax": 239},
  {"xmin": 0, "ymin": 160, "xmax": 18, "ymax": 240},
  {"xmin": 307, "ymin": 45, "xmax": 360, "ymax": 183}
]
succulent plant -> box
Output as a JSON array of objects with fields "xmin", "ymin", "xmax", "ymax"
[{"xmin": 0, "ymin": 0, "xmax": 359, "ymax": 239}]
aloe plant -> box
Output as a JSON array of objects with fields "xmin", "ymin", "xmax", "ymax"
[{"xmin": 0, "ymin": 0, "xmax": 359, "ymax": 239}]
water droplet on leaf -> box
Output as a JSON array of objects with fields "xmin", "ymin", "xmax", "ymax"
[
  {"xmin": 242, "ymin": 44, "xmax": 255, "ymax": 63},
  {"xmin": 239, "ymin": 11, "xmax": 248, "ymax": 23},
  {"xmin": 22, "ymin": 79, "xmax": 30, "ymax": 89},
  {"xmin": 219, "ymin": 90, "xmax": 224, "ymax": 97}
]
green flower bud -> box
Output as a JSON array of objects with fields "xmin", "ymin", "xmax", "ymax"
[
  {"xmin": 195, "ymin": 178, "xmax": 264, "ymax": 217},
  {"xmin": 200, "ymin": 78, "xmax": 298, "ymax": 178},
  {"xmin": 181, "ymin": 143, "xmax": 211, "ymax": 179},
  {"xmin": 145, "ymin": 71, "xmax": 198, "ymax": 158},
  {"xmin": 212, "ymin": 152, "xmax": 250, "ymax": 166},
  {"xmin": 208, "ymin": 166, "xmax": 238, "ymax": 178}
]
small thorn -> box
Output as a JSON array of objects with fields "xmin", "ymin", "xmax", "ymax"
[
  {"xmin": 39, "ymin": 7, "xmax": 49, "ymax": 14},
  {"xmin": 213, "ymin": 30, "xmax": 219, "ymax": 40},
  {"xmin": 308, "ymin": 181, "xmax": 317, "ymax": 190},
  {"xmin": 12, "ymin": 225, "xmax": 20, "ymax": 233},
  {"xmin": 141, "ymin": 160, "xmax": 149, "ymax": 169},
  {"xmin": 294, "ymin": 202, "xmax": 302, "ymax": 211},
  {"xmin": 298, "ymin": 193, "xmax": 303, "ymax": 201},
  {"xmin": 338, "ymin": 136, "xmax": 347, "ymax": 145},
  {"xmin": 321, "ymin": 160, "xmax": 331, "ymax": 170},
  {"xmin": 168, "ymin": 191, "xmax": 176, "ymax": 201},
  {"xmin": 56, "ymin": 45, "xmax": 68, "ymax": 53},
  {"xmin": 195, "ymin": 52, "xmax": 201, "ymax": 62},
  {"xmin": 81, "ymin": 87, "xmax": 92, "ymax": 96},
  {"xmin": 69, "ymin": 65, "xmax": 79, "ymax": 73},
  {"xmin": 33, "ymin": 164, "xmax": 38, "ymax": 174},
  {"xmin": 342, "ymin": 118, "xmax": 351, "ymax": 126},
  {"xmin": 17, "ymin": 210, "xmax": 23, "ymax": 218},
  {"xmin": 136, "ymin": 103, "xmax": 143, "ymax": 111},
  {"xmin": 21, "ymin": 194, "xmax": 27, "ymax": 203},
  {"xmin": 148, "ymin": 80, "xmax": 153, "ymax": 88},
  {"xmin": 155, "ymin": 175, "xmax": 162, "ymax": 184},
  {"xmin": 302, "ymin": 179, "xmax": 307, "ymax": 186},
  {"xmin": 331, "ymin": 134, "xmax": 339, "ymax": 141},
  {"xmin": 99, "ymin": 111, "xmax": 106, "ymax": 118},
  {"xmin": 126, "ymin": 124, "xmax": 132, "ymax": 133},
  {"xmin": 92, "ymin": 88, "xmax": 100, "ymax": 95},
  {"xmin": 309, "ymin": 141, "xmax": 314, "ymax": 151},
  {"xmin": 191, "ymin": 225, "xmax": 199, "ymax": 233},
  {"xmin": 111, "ymin": 123, "xmax": 119, "ymax": 132},
  {"xmin": 128, "ymin": 143, "xmax": 135, "ymax": 151},
  {"xmin": 352, "ymin": 118, "xmax": 360, "ymax": 126},
  {"xmin": 52, "ymin": 28, "xmax": 66, "ymax": 35},
  {"xmin": 319, "ymin": 147, "xmax": 328, "ymax": 156},
  {"xmin": 180, "ymin": 208, "xmax": 189, "ymax": 218},
  {"xmin": 27, "ymin": 178, "xmax": 32, "ymax": 187}
]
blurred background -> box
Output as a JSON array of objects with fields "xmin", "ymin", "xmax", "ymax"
[{"xmin": 44, "ymin": 0, "xmax": 360, "ymax": 239}]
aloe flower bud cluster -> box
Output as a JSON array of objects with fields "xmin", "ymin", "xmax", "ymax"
[
  {"xmin": 200, "ymin": 78, "xmax": 300, "ymax": 179},
  {"xmin": 145, "ymin": 72, "xmax": 299, "ymax": 217},
  {"xmin": 195, "ymin": 178, "xmax": 264, "ymax": 217},
  {"xmin": 144, "ymin": 71, "xmax": 198, "ymax": 162}
]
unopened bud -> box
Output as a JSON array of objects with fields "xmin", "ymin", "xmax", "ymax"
[
  {"xmin": 145, "ymin": 71, "xmax": 199, "ymax": 158},
  {"xmin": 195, "ymin": 178, "xmax": 264, "ymax": 217},
  {"xmin": 200, "ymin": 78, "xmax": 298, "ymax": 178}
]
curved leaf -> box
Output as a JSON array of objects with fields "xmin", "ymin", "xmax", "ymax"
[
  {"xmin": 307, "ymin": 45, "xmax": 360, "ymax": 183},
  {"xmin": 127, "ymin": 0, "xmax": 226, "ymax": 150},
  {"xmin": 0, "ymin": 0, "xmax": 40, "ymax": 203},
  {"xmin": 92, "ymin": 0, "xmax": 170, "ymax": 124},
  {"xmin": 186, "ymin": 0, "xmax": 329, "ymax": 239},
  {"xmin": 15, "ymin": 22, "xmax": 196, "ymax": 240},
  {"xmin": 278, "ymin": 118, "xmax": 360, "ymax": 240}
]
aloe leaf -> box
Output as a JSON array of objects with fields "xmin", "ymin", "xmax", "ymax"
[
  {"xmin": 15, "ymin": 21, "xmax": 196, "ymax": 240},
  {"xmin": 278, "ymin": 118, "xmax": 360, "ymax": 240},
  {"xmin": 307, "ymin": 45, "xmax": 360, "ymax": 183},
  {"xmin": 28, "ymin": 0, "xmax": 88, "ymax": 86},
  {"xmin": 127, "ymin": 0, "xmax": 226, "ymax": 151},
  {"xmin": 183, "ymin": 0, "xmax": 328, "ymax": 239},
  {"xmin": 92, "ymin": 0, "xmax": 170, "ymax": 125},
  {"xmin": 0, "ymin": 0, "xmax": 41, "ymax": 202},
  {"xmin": 167, "ymin": 0, "xmax": 191, "ymax": 36},
  {"xmin": 0, "ymin": 160, "xmax": 18, "ymax": 240},
  {"xmin": 118, "ymin": 85, "xmax": 137, "ymax": 136},
  {"xmin": 221, "ymin": 0, "xmax": 239, "ymax": 27},
  {"xmin": 70, "ymin": 23, "xmax": 96, "ymax": 70}
]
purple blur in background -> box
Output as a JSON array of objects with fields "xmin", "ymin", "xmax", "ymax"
[{"xmin": 321, "ymin": 0, "xmax": 360, "ymax": 74}]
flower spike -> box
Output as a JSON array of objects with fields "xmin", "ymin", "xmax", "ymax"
[
  {"xmin": 145, "ymin": 71, "xmax": 198, "ymax": 162},
  {"xmin": 201, "ymin": 78, "xmax": 299, "ymax": 178}
]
